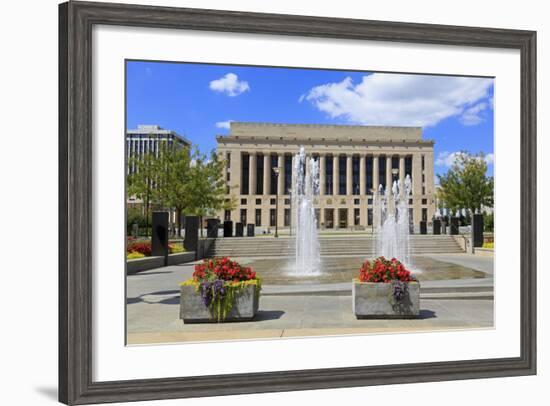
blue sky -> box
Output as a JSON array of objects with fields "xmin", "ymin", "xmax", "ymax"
[{"xmin": 126, "ymin": 60, "xmax": 494, "ymax": 178}]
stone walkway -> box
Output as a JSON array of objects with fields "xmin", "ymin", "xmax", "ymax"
[{"xmin": 126, "ymin": 254, "xmax": 494, "ymax": 345}]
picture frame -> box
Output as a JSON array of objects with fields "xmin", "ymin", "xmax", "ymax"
[{"xmin": 59, "ymin": 1, "xmax": 536, "ymax": 404}]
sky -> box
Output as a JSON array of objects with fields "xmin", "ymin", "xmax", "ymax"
[{"xmin": 126, "ymin": 60, "xmax": 494, "ymax": 178}]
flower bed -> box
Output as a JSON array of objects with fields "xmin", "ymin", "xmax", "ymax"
[
  {"xmin": 180, "ymin": 257, "xmax": 261, "ymax": 323},
  {"xmin": 126, "ymin": 237, "xmax": 185, "ymax": 259},
  {"xmin": 353, "ymin": 257, "xmax": 420, "ymax": 318}
]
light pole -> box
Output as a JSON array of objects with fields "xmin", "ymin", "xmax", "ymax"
[{"xmin": 273, "ymin": 167, "xmax": 280, "ymax": 238}]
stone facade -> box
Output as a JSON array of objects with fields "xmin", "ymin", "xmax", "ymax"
[{"xmin": 216, "ymin": 122, "xmax": 435, "ymax": 230}]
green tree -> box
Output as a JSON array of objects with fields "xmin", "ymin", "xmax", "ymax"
[
  {"xmin": 437, "ymin": 151, "xmax": 494, "ymax": 215},
  {"xmin": 127, "ymin": 152, "xmax": 162, "ymax": 236},
  {"xmin": 157, "ymin": 146, "xmax": 192, "ymax": 236},
  {"xmin": 186, "ymin": 148, "xmax": 236, "ymax": 237}
]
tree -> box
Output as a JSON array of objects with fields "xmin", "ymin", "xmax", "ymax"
[
  {"xmin": 437, "ymin": 151, "xmax": 494, "ymax": 215},
  {"xmin": 185, "ymin": 148, "xmax": 236, "ymax": 236},
  {"xmin": 156, "ymin": 146, "xmax": 192, "ymax": 236},
  {"xmin": 127, "ymin": 152, "xmax": 162, "ymax": 236}
]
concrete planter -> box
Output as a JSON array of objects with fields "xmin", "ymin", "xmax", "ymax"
[
  {"xmin": 353, "ymin": 281, "xmax": 420, "ymax": 319},
  {"xmin": 180, "ymin": 283, "xmax": 260, "ymax": 323}
]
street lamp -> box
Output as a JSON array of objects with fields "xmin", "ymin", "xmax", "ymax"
[{"xmin": 272, "ymin": 167, "xmax": 281, "ymax": 238}]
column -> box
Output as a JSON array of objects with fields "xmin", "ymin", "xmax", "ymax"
[
  {"xmin": 319, "ymin": 154, "xmax": 326, "ymax": 196},
  {"xmin": 412, "ymin": 153, "xmax": 423, "ymax": 226},
  {"xmin": 425, "ymin": 151, "xmax": 435, "ymax": 221},
  {"xmin": 373, "ymin": 155, "xmax": 379, "ymax": 193},
  {"xmin": 277, "ymin": 154, "xmax": 284, "ymax": 195},
  {"xmin": 399, "ymin": 155, "xmax": 405, "ymax": 187},
  {"xmin": 333, "ymin": 155, "xmax": 339, "ymax": 196},
  {"xmin": 346, "ymin": 154, "xmax": 353, "ymax": 195},
  {"xmin": 386, "ymin": 154, "xmax": 392, "ymax": 190},
  {"xmin": 334, "ymin": 207, "xmax": 340, "ymax": 229},
  {"xmin": 249, "ymin": 152, "xmax": 256, "ymax": 196},
  {"xmin": 359, "ymin": 155, "xmax": 366, "ymax": 195},
  {"xmin": 263, "ymin": 153, "xmax": 270, "ymax": 195}
]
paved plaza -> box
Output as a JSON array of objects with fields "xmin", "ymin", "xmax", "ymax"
[{"xmin": 126, "ymin": 253, "xmax": 494, "ymax": 345}]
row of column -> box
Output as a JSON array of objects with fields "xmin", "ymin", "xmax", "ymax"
[{"xmin": 242, "ymin": 152, "xmax": 417, "ymax": 196}]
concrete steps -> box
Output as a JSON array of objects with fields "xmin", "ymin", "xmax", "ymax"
[{"xmin": 207, "ymin": 235, "xmax": 464, "ymax": 257}]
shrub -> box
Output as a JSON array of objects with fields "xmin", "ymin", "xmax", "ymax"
[
  {"xmin": 169, "ymin": 243, "xmax": 185, "ymax": 254},
  {"xmin": 127, "ymin": 251, "xmax": 145, "ymax": 260},
  {"xmin": 126, "ymin": 240, "xmax": 152, "ymax": 256},
  {"xmin": 482, "ymin": 242, "xmax": 494, "ymax": 249}
]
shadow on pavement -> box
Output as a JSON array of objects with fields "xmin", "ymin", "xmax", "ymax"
[
  {"xmin": 255, "ymin": 310, "xmax": 285, "ymax": 321},
  {"xmin": 418, "ymin": 309, "xmax": 437, "ymax": 319}
]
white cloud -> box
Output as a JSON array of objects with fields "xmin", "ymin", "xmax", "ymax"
[
  {"xmin": 215, "ymin": 120, "xmax": 232, "ymax": 129},
  {"xmin": 302, "ymin": 73, "xmax": 493, "ymax": 127},
  {"xmin": 209, "ymin": 73, "xmax": 250, "ymax": 97},
  {"xmin": 460, "ymin": 102, "xmax": 488, "ymax": 126},
  {"xmin": 436, "ymin": 151, "xmax": 494, "ymax": 168}
]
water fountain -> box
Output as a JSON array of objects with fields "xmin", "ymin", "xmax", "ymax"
[
  {"xmin": 291, "ymin": 147, "xmax": 321, "ymax": 276},
  {"xmin": 374, "ymin": 175, "xmax": 413, "ymax": 266}
]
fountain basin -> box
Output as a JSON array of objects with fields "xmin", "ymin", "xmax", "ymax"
[{"xmin": 352, "ymin": 281, "xmax": 420, "ymax": 319}]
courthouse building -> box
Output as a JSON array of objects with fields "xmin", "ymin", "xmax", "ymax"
[{"xmin": 217, "ymin": 122, "xmax": 435, "ymax": 230}]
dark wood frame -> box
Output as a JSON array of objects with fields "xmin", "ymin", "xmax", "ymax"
[{"xmin": 59, "ymin": 1, "xmax": 537, "ymax": 404}]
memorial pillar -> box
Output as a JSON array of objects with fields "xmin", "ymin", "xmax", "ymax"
[
  {"xmin": 386, "ymin": 155, "xmax": 392, "ymax": 190},
  {"xmin": 277, "ymin": 153, "xmax": 284, "ymax": 195},
  {"xmin": 319, "ymin": 154, "xmax": 326, "ymax": 196},
  {"xmin": 373, "ymin": 155, "xmax": 379, "ymax": 192}
]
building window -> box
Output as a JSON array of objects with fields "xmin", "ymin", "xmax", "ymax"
[
  {"xmin": 422, "ymin": 186, "xmax": 426, "ymax": 195},
  {"xmin": 240, "ymin": 209, "xmax": 247, "ymax": 225},
  {"xmin": 422, "ymin": 198, "xmax": 428, "ymax": 205},
  {"xmin": 226, "ymin": 186, "xmax": 230, "ymax": 194},
  {"xmin": 409, "ymin": 198, "xmax": 413, "ymax": 205},
  {"xmin": 421, "ymin": 155, "xmax": 425, "ymax": 170},
  {"xmin": 284, "ymin": 198, "xmax": 291, "ymax": 205},
  {"xmin": 354, "ymin": 198, "xmax": 360, "ymax": 205},
  {"xmin": 422, "ymin": 208, "xmax": 428, "ymax": 222},
  {"xmin": 270, "ymin": 198, "xmax": 276, "ymax": 205},
  {"xmin": 241, "ymin": 198, "xmax": 247, "ymax": 205},
  {"xmin": 325, "ymin": 155, "xmax": 333, "ymax": 195},
  {"xmin": 270, "ymin": 154, "xmax": 278, "ymax": 195},
  {"xmin": 352, "ymin": 156, "xmax": 360, "ymax": 195},
  {"xmin": 284, "ymin": 209, "xmax": 290, "ymax": 227},
  {"xmin": 366, "ymin": 156, "xmax": 373, "ymax": 194},
  {"xmin": 284, "ymin": 155, "xmax": 292, "ymax": 194},
  {"xmin": 255, "ymin": 209, "xmax": 262, "ymax": 226},
  {"xmin": 226, "ymin": 152, "xmax": 231, "ymax": 168},
  {"xmin": 354, "ymin": 208, "xmax": 360, "ymax": 226},
  {"xmin": 226, "ymin": 171, "xmax": 230, "ymax": 181},
  {"xmin": 339, "ymin": 155, "xmax": 347, "ymax": 195},
  {"xmin": 224, "ymin": 210, "xmax": 231, "ymax": 221},
  {"xmin": 325, "ymin": 208, "xmax": 334, "ymax": 229},
  {"xmin": 256, "ymin": 199, "xmax": 261, "ymax": 205},
  {"xmin": 241, "ymin": 153, "xmax": 249, "ymax": 195},
  {"xmin": 422, "ymin": 173, "xmax": 425, "ymax": 183},
  {"xmin": 270, "ymin": 209, "xmax": 276, "ymax": 227},
  {"xmin": 391, "ymin": 156, "xmax": 399, "ymax": 183},
  {"xmin": 256, "ymin": 154, "xmax": 264, "ymax": 195},
  {"xmin": 368, "ymin": 198, "xmax": 373, "ymax": 205},
  {"xmin": 379, "ymin": 156, "xmax": 387, "ymax": 189},
  {"xmin": 405, "ymin": 156, "xmax": 413, "ymax": 182},
  {"xmin": 367, "ymin": 208, "xmax": 373, "ymax": 226}
]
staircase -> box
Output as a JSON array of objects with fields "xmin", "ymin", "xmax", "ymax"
[{"xmin": 207, "ymin": 235, "xmax": 464, "ymax": 258}]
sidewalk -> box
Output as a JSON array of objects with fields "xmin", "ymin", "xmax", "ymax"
[{"xmin": 126, "ymin": 253, "xmax": 494, "ymax": 345}]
